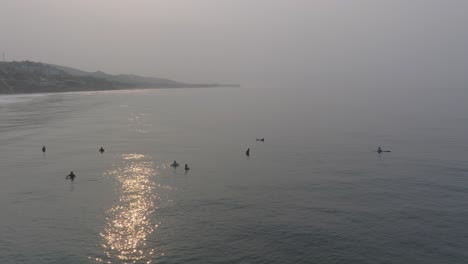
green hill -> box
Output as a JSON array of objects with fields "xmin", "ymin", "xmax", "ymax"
[{"xmin": 0, "ymin": 61, "xmax": 222, "ymax": 94}]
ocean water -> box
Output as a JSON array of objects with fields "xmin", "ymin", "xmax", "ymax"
[{"xmin": 0, "ymin": 85, "xmax": 468, "ymax": 264}]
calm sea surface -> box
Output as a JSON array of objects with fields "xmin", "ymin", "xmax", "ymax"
[{"xmin": 0, "ymin": 85, "xmax": 468, "ymax": 263}]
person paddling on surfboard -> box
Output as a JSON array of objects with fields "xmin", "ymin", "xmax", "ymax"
[{"xmin": 377, "ymin": 147, "xmax": 391, "ymax": 153}]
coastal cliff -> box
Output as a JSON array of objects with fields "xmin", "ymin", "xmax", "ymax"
[{"xmin": 0, "ymin": 61, "xmax": 222, "ymax": 94}]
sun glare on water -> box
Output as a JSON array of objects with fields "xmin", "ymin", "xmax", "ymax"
[{"xmin": 93, "ymin": 153, "xmax": 171, "ymax": 263}]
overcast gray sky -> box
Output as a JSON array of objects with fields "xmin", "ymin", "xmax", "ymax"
[{"xmin": 1, "ymin": 0, "xmax": 468, "ymax": 85}]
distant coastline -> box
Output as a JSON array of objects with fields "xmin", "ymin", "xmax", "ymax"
[{"xmin": 0, "ymin": 61, "xmax": 238, "ymax": 94}]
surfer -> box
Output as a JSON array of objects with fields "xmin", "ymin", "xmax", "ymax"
[
  {"xmin": 246, "ymin": 148, "xmax": 250, "ymax": 157},
  {"xmin": 42, "ymin": 146, "xmax": 46, "ymax": 153},
  {"xmin": 99, "ymin": 147, "xmax": 105, "ymax": 153},
  {"xmin": 66, "ymin": 171, "xmax": 76, "ymax": 181},
  {"xmin": 256, "ymin": 138, "xmax": 264, "ymax": 142},
  {"xmin": 377, "ymin": 147, "xmax": 391, "ymax": 153},
  {"xmin": 171, "ymin": 160, "xmax": 180, "ymax": 168},
  {"xmin": 185, "ymin": 164, "xmax": 190, "ymax": 171}
]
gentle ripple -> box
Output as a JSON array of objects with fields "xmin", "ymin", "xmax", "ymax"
[
  {"xmin": 92, "ymin": 154, "xmax": 172, "ymax": 263},
  {"xmin": 1, "ymin": 87, "xmax": 468, "ymax": 264}
]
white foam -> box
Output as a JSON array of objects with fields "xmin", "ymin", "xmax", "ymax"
[{"xmin": 0, "ymin": 94, "xmax": 49, "ymax": 104}]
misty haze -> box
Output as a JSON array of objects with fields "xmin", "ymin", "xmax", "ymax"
[{"xmin": 1, "ymin": 1, "xmax": 468, "ymax": 263}]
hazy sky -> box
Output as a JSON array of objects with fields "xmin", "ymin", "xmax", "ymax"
[{"xmin": 1, "ymin": 0, "xmax": 468, "ymax": 85}]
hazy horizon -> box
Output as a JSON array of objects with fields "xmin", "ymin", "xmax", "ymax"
[{"xmin": 1, "ymin": 0, "xmax": 468, "ymax": 86}]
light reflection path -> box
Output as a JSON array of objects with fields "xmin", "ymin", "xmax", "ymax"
[{"xmin": 95, "ymin": 153, "xmax": 171, "ymax": 264}]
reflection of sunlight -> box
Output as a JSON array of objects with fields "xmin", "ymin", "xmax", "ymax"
[
  {"xmin": 122, "ymin": 153, "xmax": 146, "ymax": 160},
  {"xmin": 128, "ymin": 113, "xmax": 152, "ymax": 134},
  {"xmin": 94, "ymin": 153, "xmax": 172, "ymax": 263}
]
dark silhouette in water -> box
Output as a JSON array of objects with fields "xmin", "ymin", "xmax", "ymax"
[
  {"xmin": 99, "ymin": 147, "xmax": 105, "ymax": 153},
  {"xmin": 185, "ymin": 164, "xmax": 190, "ymax": 171},
  {"xmin": 256, "ymin": 138, "xmax": 264, "ymax": 142},
  {"xmin": 246, "ymin": 148, "xmax": 250, "ymax": 157},
  {"xmin": 66, "ymin": 171, "xmax": 76, "ymax": 181},
  {"xmin": 42, "ymin": 146, "xmax": 46, "ymax": 153},
  {"xmin": 377, "ymin": 147, "xmax": 391, "ymax": 153},
  {"xmin": 171, "ymin": 160, "xmax": 180, "ymax": 168}
]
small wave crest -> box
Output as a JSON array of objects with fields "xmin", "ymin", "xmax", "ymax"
[{"xmin": 0, "ymin": 94, "xmax": 50, "ymax": 105}]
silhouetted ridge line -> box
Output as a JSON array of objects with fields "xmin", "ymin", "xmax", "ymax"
[{"xmin": 0, "ymin": 60, "xmax": 237, "ymax": 94}]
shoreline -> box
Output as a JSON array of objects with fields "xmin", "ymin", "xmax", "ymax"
[{"xmin": 0, "ymin": 84, "xmax": 240, "ymax": 97}]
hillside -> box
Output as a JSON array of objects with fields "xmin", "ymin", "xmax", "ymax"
[{"xmin": 0, "ymin": 61, "xmax": 221, "ymax": 94}]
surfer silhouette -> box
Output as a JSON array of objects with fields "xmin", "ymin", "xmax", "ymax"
[{"xmin": 66, "ymin": 171, "xmax": 76, "ymax": 181}]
